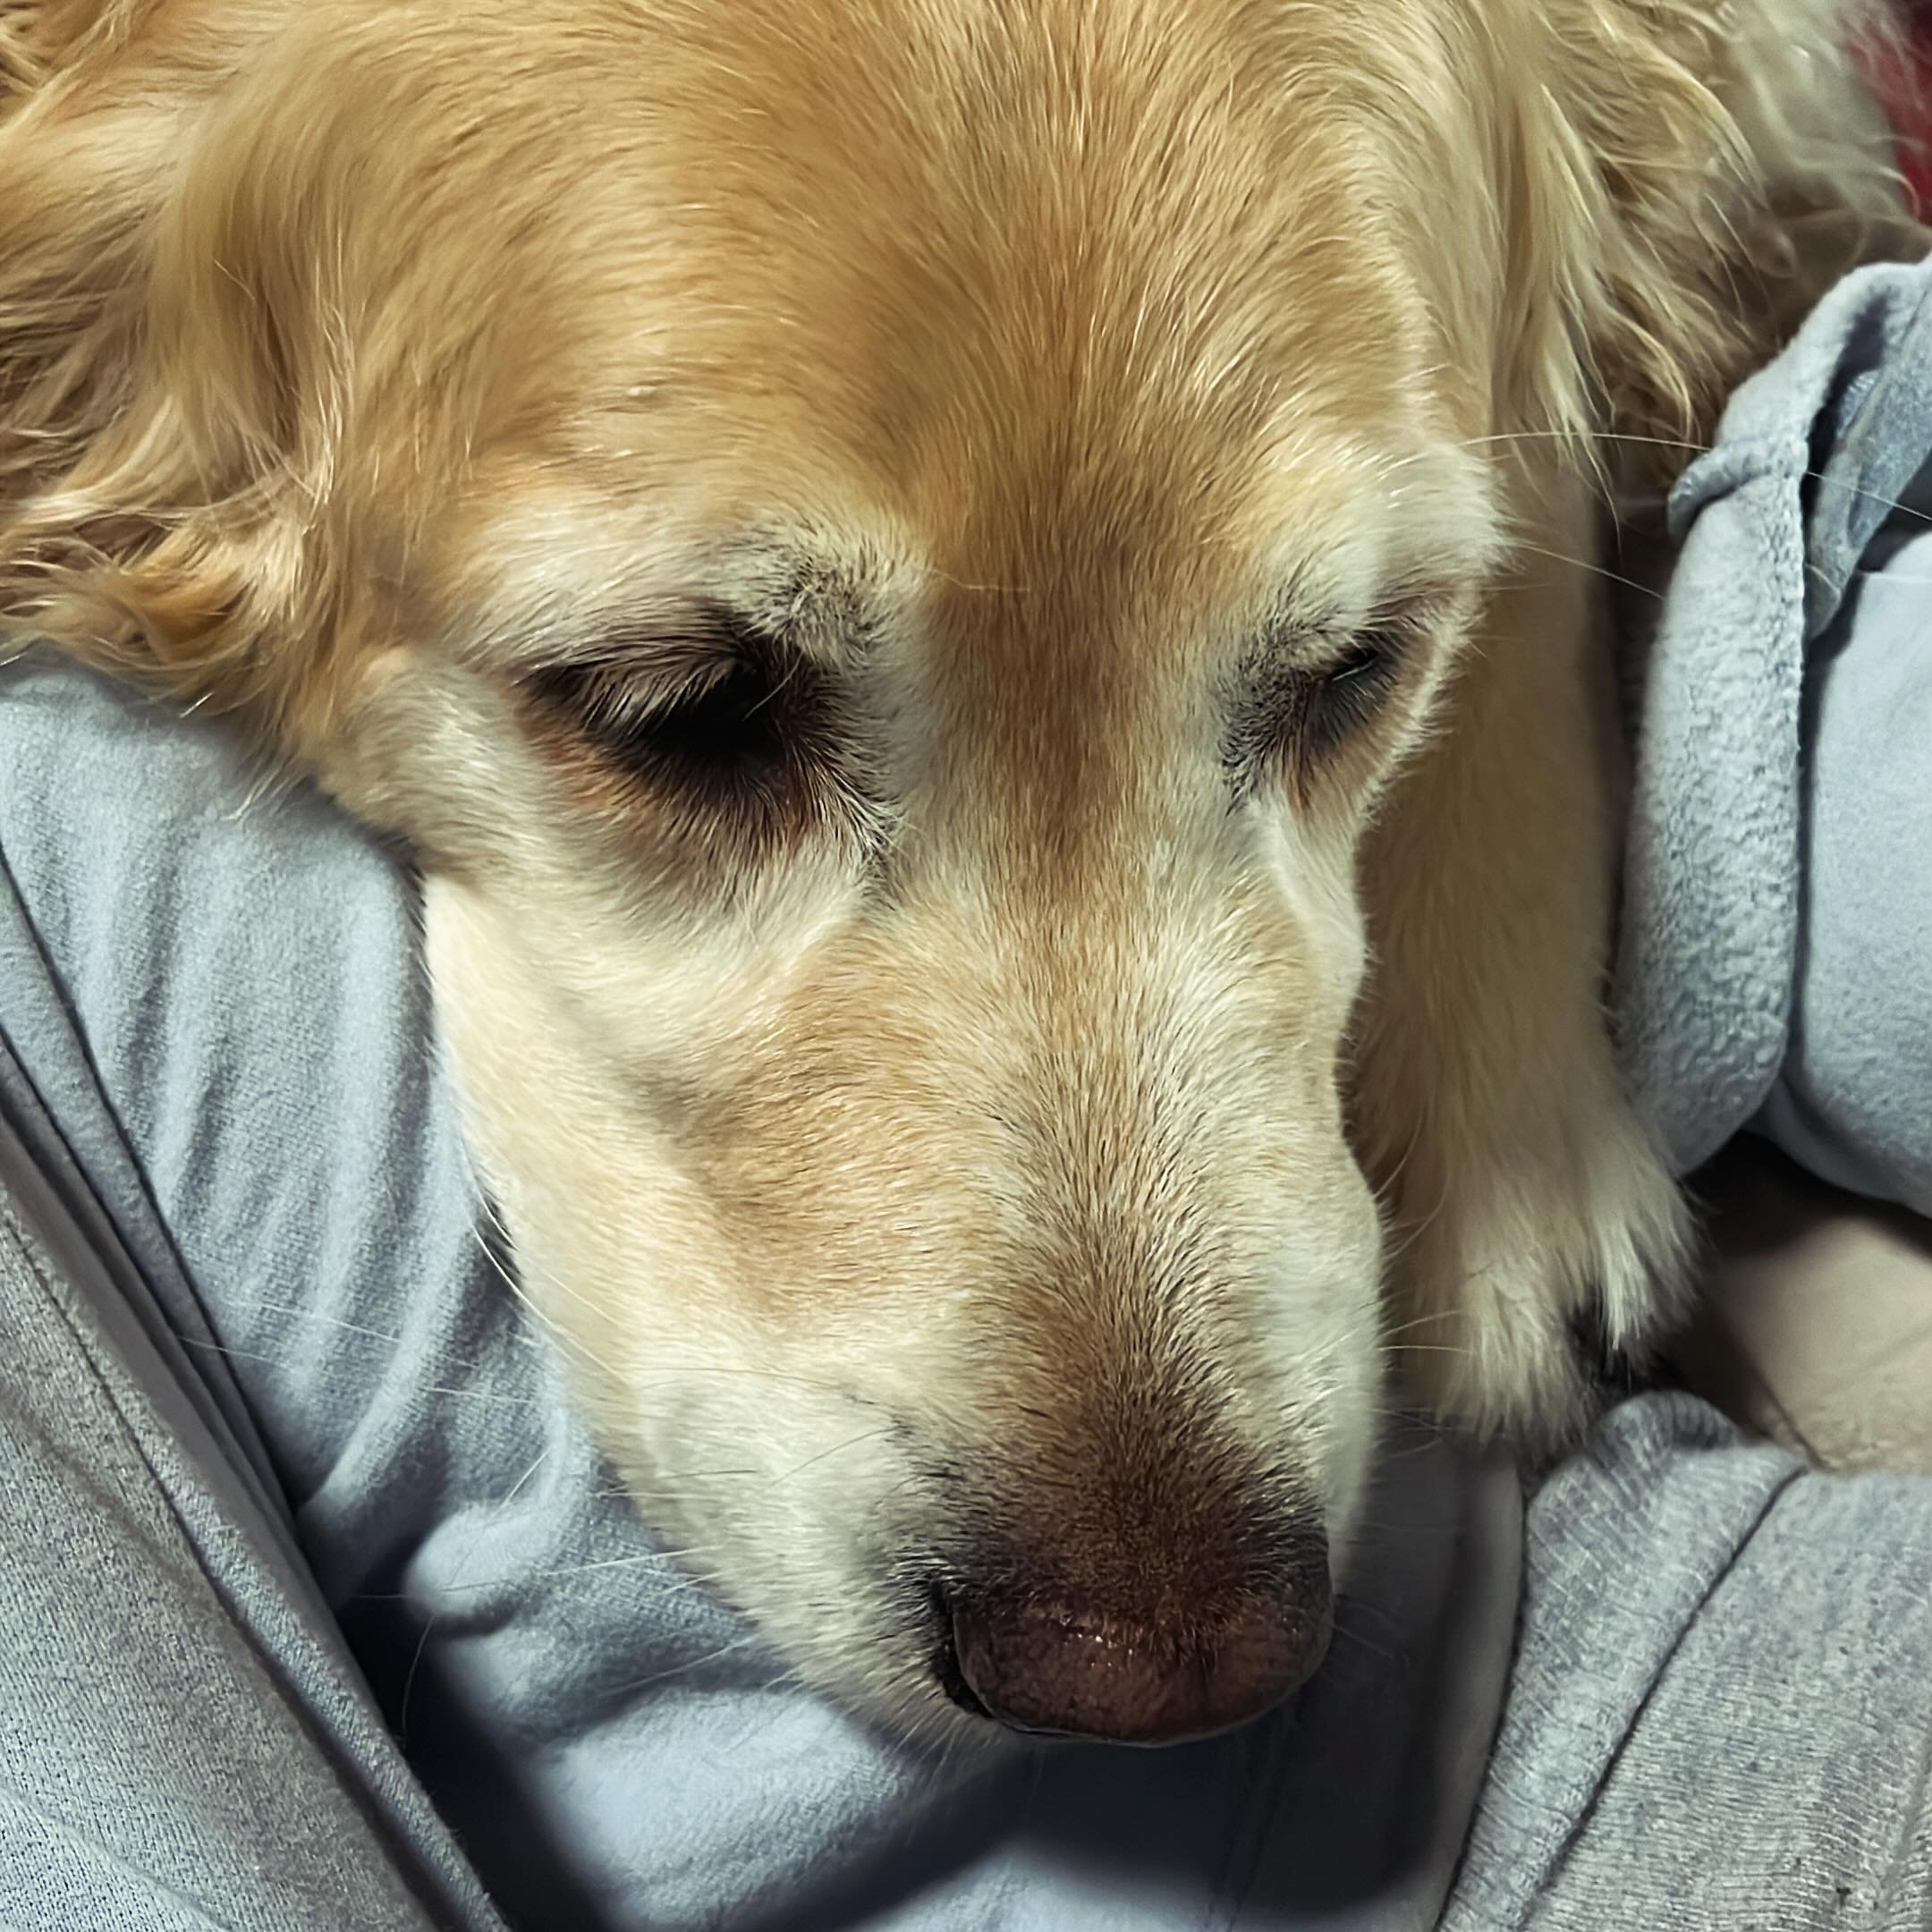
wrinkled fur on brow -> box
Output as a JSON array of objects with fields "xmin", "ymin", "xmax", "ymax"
[{"xmin": 0, "ymin": 0, "xmax": 1908, "ymax": 1741}]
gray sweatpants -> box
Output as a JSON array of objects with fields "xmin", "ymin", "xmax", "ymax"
[{"xmin": 0, "ymin": 1118, "xmax": 503, "ymax": 1932}]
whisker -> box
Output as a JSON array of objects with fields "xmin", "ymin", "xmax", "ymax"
[
  {"xmin": 397, "ymin": 1444, "xmax": 552, "ymax": 1740},
  {"xmin": 174, "ymin": 1333, "xmax": 550, "ymax": 1409}
]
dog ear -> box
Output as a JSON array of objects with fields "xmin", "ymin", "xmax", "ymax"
[
  {"xmin": 0, "ymin": 0, "xmax": 114, "ymax": 94},
  {"xmin": 0, "ymin": 7, "xmax": 354, "ymax": 753},
  {"xmin": 1491, "ymin": 0, "xmax": 1912, "ymax": 472}
]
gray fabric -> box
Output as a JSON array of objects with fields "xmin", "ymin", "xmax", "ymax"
[
  {"xmin": 1756, "ymin": 506, "xmax": 1932, "ymax": 1216},
  {"xmin": 1443, "ymin": 1394, "xmax": 1932, "ymax": 1932},
  {"xmin": 0, "ymin": 1131, "xmax": 505, "ymax": 1932},
  {"xmin": 1614, "ymin": 256, "xmax": 1932, "ymax": 1210},
  {"xmin": 0, "ymin": 657, "xmax": 1521, "ymax": 1930},
  {"xmin": 1453, "ymin": 261, "xmax": 1932, "ymax": 1929}
]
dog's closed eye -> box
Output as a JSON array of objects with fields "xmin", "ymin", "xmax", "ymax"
[
  {"xmin": 526, "ymin": 647, "xmax": 798, "ymax": 794},
  {"xmin": 1224, "ymin": 606, "xmax": 1428, "ymax": 803},
  {"xmin": 1293, "ymin": 631, "xmax": 1405, "ymax": 759},
  {"xmin": 512, "ymin": 609, "xmax": 844, "ymax": 846}
]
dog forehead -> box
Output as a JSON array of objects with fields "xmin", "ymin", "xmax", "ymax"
[
  {"xmin": 528, "ymin": 0, "xmax": 1436, "ymax": 470},
  {"xmin": 543, "ymin": 177, "xmax": 1436, "ymax": 668}
]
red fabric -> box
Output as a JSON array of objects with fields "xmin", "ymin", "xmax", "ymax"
[{"xmin": 1862, "ymin": 11, "xmax": 1932, "ymax": 214}]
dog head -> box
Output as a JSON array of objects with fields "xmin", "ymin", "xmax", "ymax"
[{"xmin": 0, "ymin": 0, "xmax": 1892, "ymax": 1743}]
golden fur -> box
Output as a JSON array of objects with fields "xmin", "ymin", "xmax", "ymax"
[{"xmin": 0, "ymin": 0, "xmax": 1904, "ymax": 1741}]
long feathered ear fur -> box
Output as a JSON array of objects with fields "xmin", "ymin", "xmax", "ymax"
[
  {"xmin": 0, "ymin": 0, "xmax": 351, "ymax": 746},
  {"xmin": 1343, "ymin": 0, "xmax": 1913, "ymax": 1441},
  {"xmin": 1487, "ymin": 0, "xmax": 1911, "ymax": 473}
]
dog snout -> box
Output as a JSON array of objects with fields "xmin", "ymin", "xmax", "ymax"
[{"xmin": 943, "ymin": 1544, "xmax": 1333, "ymax": 1745}]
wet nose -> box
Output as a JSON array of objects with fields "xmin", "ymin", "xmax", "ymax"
[{"xmin": 947, "ymin": 1564, "xmax": 1332, "ymax": 1744}]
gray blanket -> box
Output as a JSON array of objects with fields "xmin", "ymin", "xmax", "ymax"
[{"xmin": 1616, "ymin": 257, "xmax": 1932, "ymax": 1212}]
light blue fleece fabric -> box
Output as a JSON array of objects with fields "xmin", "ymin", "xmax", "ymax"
[{"xmin": 1615, "ymin": 257, "xmax": 1932, "ymax": 1212}]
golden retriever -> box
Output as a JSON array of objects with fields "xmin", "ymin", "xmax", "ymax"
[{"xmin": 0, "ymin": 0, "xmax": 1900, "ymax": 1747}]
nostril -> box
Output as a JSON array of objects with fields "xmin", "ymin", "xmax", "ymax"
[
  {"xmin": 929, "ymin": 1591, "xmax": 994, "ymax": 1720},
  {"xmin": 946, "ymin": 1568, "xmax": 1333, "ymax": 1745}
]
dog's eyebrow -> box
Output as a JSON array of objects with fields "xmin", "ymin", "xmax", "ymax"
[
  {"xmin": 1246, "ymin": 597, "xmax": 1418, "ymax": 676},
  {"xmin": 1250, "ymin": 555, "xmax": 1468, "ymax": 661},
  {"xmin": 714, "ymin": 537, "xmax": 899, "ymax": 666},
  {"xmin": 748, "ymin": 556, "xmax": 885, "ymax": 659},
  {"xmin": 504, "ymin": 543, "xmax": 892, "ymax": 684}
]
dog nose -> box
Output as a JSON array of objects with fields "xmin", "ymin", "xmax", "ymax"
[{"xmin": 948, "ymin": 1572, "xmax": 1332, "ymax": 1744}]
